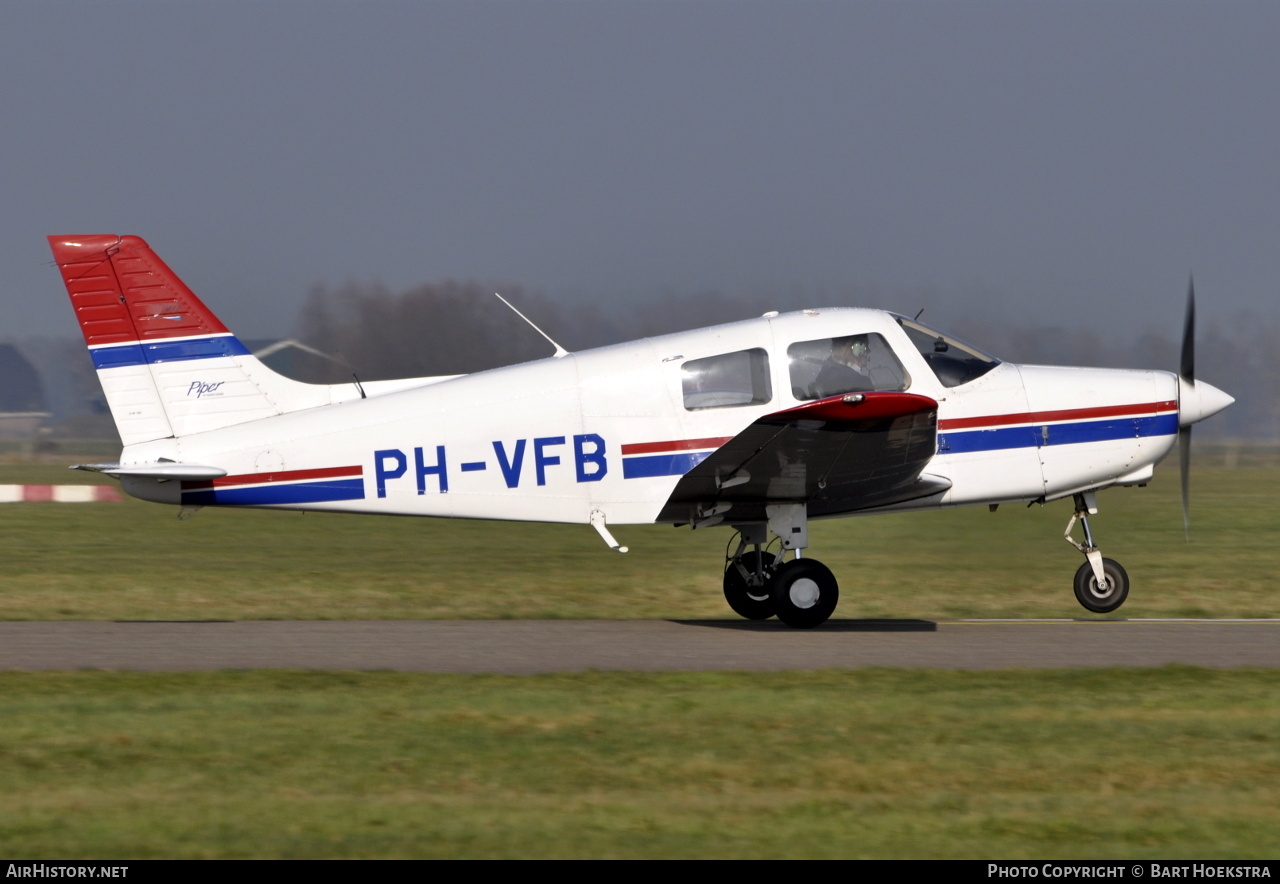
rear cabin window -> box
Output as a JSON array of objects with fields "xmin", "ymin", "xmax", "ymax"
[
  {"xmin": 681, "ymin": 348, "xmax": 772, "ymax": 410},
  {"xmin": 788, "ymin": 333, "xmax": 910, "ymax": 400},
  {"xmin": 895, "ymin": 317, "xmax": 1000, "ymax": 388}
]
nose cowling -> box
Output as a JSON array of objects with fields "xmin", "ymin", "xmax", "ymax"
[{"xmin": 1178, "ymin": 378, "xmax": 1234, "ymax": 428}]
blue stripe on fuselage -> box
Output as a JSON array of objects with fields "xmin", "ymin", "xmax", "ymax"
[
  {"xmin": 618, "ymin": 415, "xmax": 1178, "ymax": 480},
  {"xmin": 622, "ymin": 451, "xmax": 713, "ymax": 479},
  {"xmin": 181, "ymin": 478, "xmax": 365, "ymax": 506},
  {"xmin": 940, "ymin": 414, "xmax": 1178, "ymax": 454},
  {"xmin": 90, "ymin": 335, "xmax": 251, "ymax": 370}
]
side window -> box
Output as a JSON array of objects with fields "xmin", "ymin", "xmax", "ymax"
[
  {"xmin": 681, "ymin": 348, "xmax": 772, "ymax": 410},
  {"xmin": 788, "ymin": 333, "xmax": 910, "ymax": 400}
]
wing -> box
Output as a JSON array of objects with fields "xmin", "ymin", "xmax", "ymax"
[{"xmin": 656, "ymin": 392, "xmax": 947, "ymax": 525}]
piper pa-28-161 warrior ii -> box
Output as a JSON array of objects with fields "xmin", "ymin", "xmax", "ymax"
[{"xmin": 49, "ymin": 235, "xmax": 1235, "ymax": 627}]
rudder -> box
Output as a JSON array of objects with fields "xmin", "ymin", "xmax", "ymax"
[{"xmin": 49, "ymin": 235, "xmax": 333, "ymax": 444}]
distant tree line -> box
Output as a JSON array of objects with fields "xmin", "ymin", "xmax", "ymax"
[
  {"xmin": 292, "ymin": 280, "xmax": 1279, "ymax": 442},
  {"xmin": 948, "ymin": 311, "xmax": 1278, "ymax": 441},
  {"xmin": 6, "ymin": 280, "xmax": 1275, "ymax": 443},
  {"xmin": 294, "ymin": 280, "xmax": 617, "ymax": 383}
]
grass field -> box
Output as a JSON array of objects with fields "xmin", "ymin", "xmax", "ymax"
[
  {"xmin": 1, "ymin": 668, "xmax": 1278, "ymax": 859},
  {"xmin": 0, "ymin": 455, "xmax": 1275, "ymax": 621}
]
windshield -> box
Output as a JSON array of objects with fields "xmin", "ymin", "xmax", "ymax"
[{"xmin": 895, "ymin": 316, "xmax": 1001, "ymax": 388}]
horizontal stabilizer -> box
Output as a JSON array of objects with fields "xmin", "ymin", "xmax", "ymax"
[{"xmin": 71, "ymin": 462, "xmax": 227, "ymax": 480}]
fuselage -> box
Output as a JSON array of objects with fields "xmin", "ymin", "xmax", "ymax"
[
  {"xmin": 118, "ymin": 308, "xmax": 1188, "ymax": 525},
  {"xmin": 50, "ymin": 233, "xmax": 1238, "ymax": 625}
]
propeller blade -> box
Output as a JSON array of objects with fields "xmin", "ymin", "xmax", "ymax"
[
  {"xmin": 1179, "ymin": 425, "xmax": 1191, "ymax": 542},
  {"xmin": 1178, "ymin": 278, "xmax": 1196, "ymax": 541},
  {"xmin": 1181, "ymin": 277, "xmax": 1196, "ymax": 384}
]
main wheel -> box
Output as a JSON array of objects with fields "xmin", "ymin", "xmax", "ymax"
[
  {"xmin": 770, "ymin": 559, "xmax": 839, "ymax": 628},
  {"xmin": 1073, "ymin": 558, "xmax": 1130, "ymax": 614},
  {"xmin": 723, "ymin": 551, "xmax": 779, "ymax": 620}
]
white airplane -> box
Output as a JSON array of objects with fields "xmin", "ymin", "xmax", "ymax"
[{"xmin": 48, "ymin": 234, "xmax": 1234, "ymax": 627}]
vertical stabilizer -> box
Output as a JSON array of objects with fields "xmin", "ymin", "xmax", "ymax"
[{"xmin": 49, "ymin": 235, "xmax": 334, "ymax": 444}]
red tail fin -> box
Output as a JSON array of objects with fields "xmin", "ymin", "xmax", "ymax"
[
  {"xmin": 48, "ymin": 234, "xmax": 340, "ymax": 444},
  {"xmin": 48, "ymin": 235, "xmax": 230, "ymax": 348}
]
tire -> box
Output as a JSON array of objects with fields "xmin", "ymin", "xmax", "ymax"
[
  {"xmin": 770, "ymin": 559, "xmax": 839, "ymax": 628},
  {"xmin": 1073, "ymin": 558, "xmax": 1130, "ymax": 614},
  {"xmin": 723, "ymin": 551, "xmax": 779, "ymax": 620}
]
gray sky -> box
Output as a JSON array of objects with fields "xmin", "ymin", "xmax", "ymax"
[{"xmin": 5, "ymin": 1, "xmax": 1278, "ymax": 345}]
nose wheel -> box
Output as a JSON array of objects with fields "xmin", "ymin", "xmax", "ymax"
[
  {"xmin": 1064, "ymin": 492, "xmax": 1130, "ymax": 614},
  {"xmin": 1073, "ymin": 557, "xmax": 1129, "ymax": 614}
]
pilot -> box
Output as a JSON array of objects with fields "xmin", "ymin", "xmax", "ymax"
[{"xmin": 810, "ymin": 336, "xmax": 873, "ymax": 397}]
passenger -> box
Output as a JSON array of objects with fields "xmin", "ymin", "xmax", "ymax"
[{"xmin": 810, "ymin": 336, "xmax": 873, "ymax": 397}]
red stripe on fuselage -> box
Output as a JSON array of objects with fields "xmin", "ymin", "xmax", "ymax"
[
  {"xmin": 938, "ymin": 400, "xmax": 1177, "ymax": 431},
  {"xmin": 182, "ymin": 465, "xmax": 363, "ymax": 491},
  {"xmin": 621, "ymin": 437, "xmax": 733, "ymax": 456}
]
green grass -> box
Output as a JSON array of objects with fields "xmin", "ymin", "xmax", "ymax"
[
  {"xmin": 0, "ymin": 668, "xmax": 1276, "ymax": 859},
  {"xmin": 1, "ymin": 458, "xmax": 1276, "ymax": 859},
  {"xmin": 0, "ymin": 459, "xmax": 1275, "ymax": 621}
]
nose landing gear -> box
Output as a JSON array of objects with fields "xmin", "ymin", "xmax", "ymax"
[{"xmin": 1064, "ymin": 491, "xmax": 1130, "ymax": 614}]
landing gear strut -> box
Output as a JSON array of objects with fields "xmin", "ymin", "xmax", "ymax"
[
  {"xmin": 722, "ymin": 505, "xmax": 840, "ymax": 628},
  {"xmin": 722, "ymin": 534, "xmax": 779, "ymax": 621},
  {"xmin": 1063, "ymin": 491, "xmax": 1130, "ymax": 614}
]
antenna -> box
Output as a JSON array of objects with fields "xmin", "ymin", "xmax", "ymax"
[{"xmin": 494, "ymin": 292, "xmax": 569, "ymax": 358}]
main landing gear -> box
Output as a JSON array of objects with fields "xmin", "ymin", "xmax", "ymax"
[
  {"xmin": 1063, "ymin": 491, "xmax": 1130, "ymax": 614},
  {"xmin": 723, "ymin": 505, "xmax": 840, "ymax": 629}
]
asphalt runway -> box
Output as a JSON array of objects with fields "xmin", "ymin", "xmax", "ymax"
[{"xmin": 0, "ymin": 619, "xmax": 1277, "ymax": 672}]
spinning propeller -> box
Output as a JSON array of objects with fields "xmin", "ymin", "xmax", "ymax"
[
  {"xmin": 1176, "ymin": 277, "xmax": 1234, "ymax": 540},
  {"xmin": 1179, "ymin": 281, "xmax": 1195, "ymax": 540}
]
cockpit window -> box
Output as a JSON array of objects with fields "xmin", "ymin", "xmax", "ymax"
[
  {"xmin": 681, "ymin": 348, "xmax": 772, "ymax": 410},
  {"xmin": 787, "ymin": 333, "xmax": 910, "ymax": 400},
  {"xmin": 895, "ymin": 317, "xmax": 1000, "ymax": 388}
]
